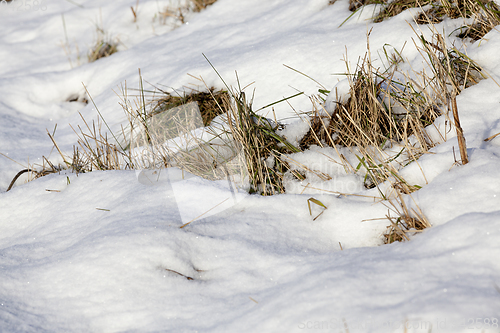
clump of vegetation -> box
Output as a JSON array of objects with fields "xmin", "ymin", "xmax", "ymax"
[
  {"xmin": 39, "ymin": 65, "xmax": 300, "ymax": 196},
  {"xmin": 300, "ymin": 26, "xmax": 481, "ymax": 193},
  {"xmin": 120, "ymin": 78, "xmax": 243, "ymax": 181},
  {"xmin": 299, "ymin": 53, "xmax": 437, "ymax": 193},
  {"xmin": 347, "ymin": 0, "xmax": 386, "ymax": 12},
  {"xmin": 158, "ymin": 0, "xmax": 218, "ymax": 25},
  {"xmin": 88, "ymin": 40, "xmax": 119, "ymax": 62},
  {"xmin": 190, "ymin": 0, "xmax": 218, "ymax": 11},
  {"xmin": 150, "ymin": 87, "xmax": 228, "ymax": 127},
  {"xmin": 68, "ymin": 114, "xmax": 131, "ymax": 172},
  {"xmin": 373, "ymin": 0, "xmax": 460, "ymax": 22},
  {"xmin": 374, "ymin": 0, "xmax": 432, "ymax": 22},
  {"xmin": 294, "ymin": 26, "xmax": 485, "ymax": 242},
  {"xmin": 88, "ymin": 27, "xmax": 119, "ymax": 62},
  {"xmin": 382, "ymin": 193, "xmax": 430, "ymax": 243},
  {"xmin": 343, "ymin": 0, "xmax": 500, "ymax": 42},
  {"xmin": 222, "ymin": 85, "xmax": 301, "ymax": 195},
  {"xmin": 456, "ymin": 0, "xmax": 500, "ymax": 41},
  {"xmin": 414, "ymin": 0, "xmax": 465, "ymax": 24}
]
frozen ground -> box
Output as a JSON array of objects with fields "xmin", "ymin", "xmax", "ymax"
[{"xmin": 1, "ymin": 0, "xmax": 500, "ymax": 332}]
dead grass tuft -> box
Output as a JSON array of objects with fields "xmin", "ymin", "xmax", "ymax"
[
  {"xmin": 88, "ymin": 26, "xmax": 119, "ymax": 63},
  {"xmin": 366, "ymin": 0, "xmax": 500, "ymax": 38},
  {"xmin": 301, "ymin": 49, "xmax": 439, "ymax": 153},
  {"xmin": 374, "ymin": 0, "xmax": 433, "ymax": 22},
  {"xmin": 456, "ymin": 0, "xmax": 500, "ymax": 41},
  {"xmin": 414, "ymin": 1, "xmax": 462, "ymax": 24},
  {"xmin": 349, "ymin": 0, "xmax": 386, "ymax": 12},
  {"xmin": 150, "ymin": 87, "xmax": 228, "ymax": 127},
  {"xmin": 190, "ymin": 0, "xmax": 217, "ymax": 12},
  {"xmin": 88, "ymin": 41, "xmax": 119, "ymax": 62},
  {"xmin": 115, "ymin": 73, "xmax": 242, "ymax": 182},
  {"xmin": 299, "ymin": 27, "xmax": 482, "ymax": 194},
  {"xmin": 326, "ymin": 59, "xmax": 399, "ymax": 148},
  {"xmin": 67, "ymin": 113, "xmax": 132, "ymax": 172},
  {"xmin": 383, "ymin": 192, "xmax": 430, "ymax": 243},
  {"xmin": 158, "ymin": 0, "xmax": 217, "ymax": 25},
  {"xmin": 223, "ymin": 85, "xmax": 301, "ymax": 195}
]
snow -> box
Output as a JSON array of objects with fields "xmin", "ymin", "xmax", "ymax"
[{"xmin": 1, "ymin": 0, "xmax": 500, "ymax": 332}]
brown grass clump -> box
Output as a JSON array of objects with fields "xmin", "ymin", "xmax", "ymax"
[
  {"xmin": 116, "ymin": 74, "xmax": 238, "ymax": 177},
  {"xmin": 67, "ymin": 113, "xmax": 132, "ymax": 172},
  {"xmin": 223, "ymin": 87, "xmax": 301, "ymax": 195},
  {"xmin": 415, "ymin": 6, "xmax": 451, "ymax": 24},
  {"xmin": 297, "ymin": 26, "xmax": 484, "ymax": 204},
  {"xmin": 414, "ymin": 0, "xmax": 469, "ymax": 24},
  {"xmin": 300, "ymin": 53, "xmax": 440, "ymax": 152},
  {"xmin": 413, "ymin": 31, "xmax": 486, "ymax": 164},
  {"xmin": 158, "ymin": 0, "xmax": 217, "ymax": 25},
  {"xmin": 190, "ymin": 0, "xmax": 218, "ymax": 12},
  {"xmin": 374, "ymin": 0, "xmax": 433, "ymax": 22},
  {"xmin": 299, "ymin": 54, "xmax": 438, "ymax": 194},
  {"xmin": 43, "ymin": 79, "xmax": 232, "ymax": 179},
  {"xmin": 370, "ymin": 0, "xmax": 500, "ymax": 42},
  {"xmin": 349, "ymin": 0, "xmax": 386, "ymax": 12},
  {"xmin": 88, "ymin": 26, "xmax": 119, "ymax": 63},
  {"xmin": 415, "ymin": 29, "xmax": 484, "ymax": 92},
  {"xmin": 299, "ymin": 28, "xmax": 482, "ymax": 193},
  {"xmin": 414, "ymin": 0, "xmax": 464, "ymax": 24},
  {"xmin": 326, "ymin": 61, "xmax": 397, "ymax": 148},
  {"xmin": 115, "ymin": 69, "xmax": 303, "ymax": 191},
  {"xmin": 374, "ymin": 0, "xmax": 463, "ymax": 23},
  {"xmin": 343, "ymin": 0, "xmax": 499, "ymax": 41},
  {"xmin": 456, "ymin": 0, "xmax": 500, "ymax": 40},
  {"xmin": 383, "ymin": 193, "xmax": 430, "ymax": 243},
  {"xmin": 384, "ymin": 214, "xmax": 427, "ymax": 242},
  {"xmin": 151, "ymin": 87, "xmax": 228, "ymax": 127},
  {"xmin": 88, "ymin": 41, "xmax": 118, "ymax": 62}
]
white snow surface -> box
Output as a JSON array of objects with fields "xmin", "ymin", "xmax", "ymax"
[{"xmin": 1, "ymin": 0, "xmax": 500, "ymax": 332}]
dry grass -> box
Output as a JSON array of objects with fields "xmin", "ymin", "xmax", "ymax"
[
  {"xmin": 348, "ymin": 0, "xmax": 386, "ymax": 12},
  {"xmin": 39, "ymin": 70, "xmax": 299, "ymax": 195},
  {"xmin": 5, "ymin": 156, "xmax": 61, "ymax": 192},
  {"xmin": 329, "ymin": 61, "xmax": 393, "ymax": 148},
  {"xmin": 382, "ymin": 192, "xmax": 430, "ymax": 243},
  {"xmin": 299, "ymin": 44, "xmax": 441, "ymax": 194},
  {"xmin": 88, "ymin": 40, "xmax": 119, "ymax": 62},
  {"xmin": 414, "ymin": 0, "xmax": 464, "ymax": 24},
  {"xmin": 456, "ymin": 0, "xmax": 500, "ymax": 41},
  {"xmin": 294, "ymin": 28, "xmax": 484, "ymax": 241},
  {"xmin": 87, "ymin": 20, "xmax": 119, "ymax": 63},
  {"xmin": 414, "ymin": 30, "xmax": 484, "ymax": 91},
  {"xmin": 116, "ymin": 71, "xmax": 303, "ymax": 195},
  {"xmin": 114, "ymin": 73, "xmax": 244, "ymax": 181},
  {"xmin": 68, "ymin": 114, "xmax": 131, "ymax": 172},
  {"xmin": 374, "ymin": 0, "xmax": 433, "ymax": 22},
  {"xmin": 88, "ymin": 29, "xmax": 119, "ymax": 63},
  {"xmin": 190, "ymin": 0, "xmax": 218, "ymax": 12},
  {"xmin": 413, "ymin": 30, "xmax": 485, "ymax": 164},
  {"xmin": 158, "ymin": 0, "xmax": 217, "ymax": 25},
  {"xmin": 414, "ymin": 0, "xmax": 500, "ymax": 40},
  {"xmin": 223, "ymin": 86, "xmax": 300, "ymax": 195},
  {"xmin": 375, "ymin": 0, "xmax": 459, "ymax": 23},
  {"xmin": 357, "ymin": 0, "xmax": 500, "ymax": 41},
  {"xmin": 149, "ymin": 86, "xmax": 228, "ymax": 127},
  {"xmin": 42, "ymin": 80, "xmax": 235, "ymax": 182}
]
